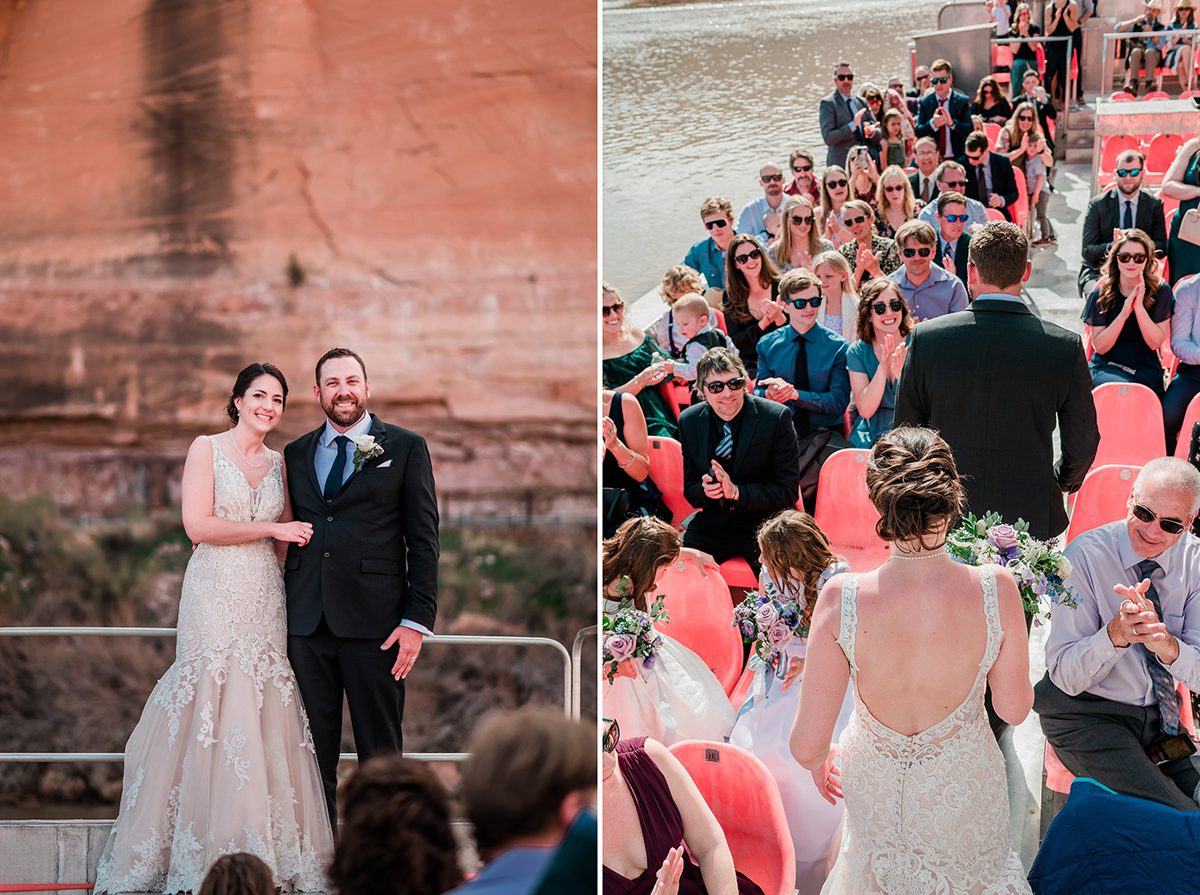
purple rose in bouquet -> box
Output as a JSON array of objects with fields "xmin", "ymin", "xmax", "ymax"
[
  {"xmin": 755, "ymin": 601, "xmax": 781, "ymax": 630},
  {"xmin": 767, "ymin": 622, "xmax": 794, "ymax": 651},
  {"xmin": 605, "ymin": 633, "xmax": 636, "ymax": 663},
  {"xmin": 989, "ymin": 524, "xmax": 1020, "ymax": 550}
]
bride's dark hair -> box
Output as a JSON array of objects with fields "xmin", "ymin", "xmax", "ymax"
[
  {"xmin": 866, "ymin": 426, "xmax": 964, "ymax": 549},
  {"xmin": 226, "ymin": 363, "xmax": 289, "ymax": 424}
]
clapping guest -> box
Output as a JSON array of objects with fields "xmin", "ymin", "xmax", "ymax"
[
  {"xmin": 1006, "ymin": 5, "xmax": 1043, "ymax": 100},
  {"xmin": 602, "ymin": 283, "xmax": 678, "ymax": 439},
  {"xmin": 1083, "ymin": 229, "xmax": 1174, "ymax": 397},
  {"xmin": 847, "ymin": 280, "xmax": 914, "ymax": 447},
  {"xmin": 818, "ymin": 166, "xmax": 854, "ymax": 248},
  {"xmin": 917, "ymin": 161, "xmax": 990, "ymax": 232},
  {"xmin": 838, "ymin": 199, "xmax": 901, "ymax": 289},
  {"xmin": 996, "ymin": 106, "xmax": 1055, "ymax": 245},
  {"xmin": 932, "ymin": 192, "xmax": 973, "ymax": 291},
  {"xmin": 723, "ymin": 233, "xmax": 785, "ymax": 378},
  {"xmin": 812, "ymin": 250, "xmax": 860, "ymax": 341},
  {"xmin": 785, "ymin": 149, "xmax": 822, "ymax": 202},
  {"xmin": 914, "ymin": 58, "xmax": 973, "ymax": 160},
  {"xmin": 970, "ymin": 76, "xmax": 1013, "ymax": 125},
  {"xmin": 1079, "ymin": 151, "xmax": 1167, "ymax": 298},
  {"xmin": 1165, "ymin": 275, "xmax": 1200, "ymax": 453},
  {"xmin": 874, "ymin": 165, "xmax": 916, "ymax": 239},
  {"xmin": 770, "ymin": 196, "xmax": 835, "ymax": 273},
  {"xmin": 647, "ymin": 265, "xmax": 711, "ymax": 359}
]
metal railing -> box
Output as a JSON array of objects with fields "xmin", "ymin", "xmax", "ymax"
[
  {"xmin": 1099, "ymin": 27, "xmax": 1200, "ymax": 98},
  {"xmin": 991, "ymin": 35, "xmax": 1076, "ymax": 135},
  {"xmin": 0, "ymin": 626, "xmax": 575, "ymax": 765},
  {"xmin": 570, "ymin": 625, "xmax": 597, "ymax": 719}
]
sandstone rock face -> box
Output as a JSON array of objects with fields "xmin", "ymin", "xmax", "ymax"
[{"xmin": 0, "ymin": 0, "xmax": 598, "ymax": 521}]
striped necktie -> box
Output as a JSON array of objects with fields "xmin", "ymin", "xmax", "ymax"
[
  {"xmin": 714, "ymin": 422, "xmax": 733, "ymax": 461},
  {"xmin": 1136, "ymin": 559, "xmax": 1181, "ymax": 735}
]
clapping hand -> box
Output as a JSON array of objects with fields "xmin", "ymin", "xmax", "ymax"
[
  {"xmin": 890, "ymin": 341, "xmax": 908, "ymax": 378},
  {"xmin": 932, "ymin": 105, "xmax": 951, "ymax": 130},
  {"xmin": 381, "ymin": 625, "xmax": 424, "ymax": 680},
  {"xmin": 1109, "ymin": 579, "xmax": 1174, "ymax": 660},
  {"xmin": 702, "ymin": 459, "xmax": 739, "ymax": 501},
  {"xmin": 760, "ymin": 376, "xmax": 798, "ymax": 404},
  {"xmin": 650, "ymin": 847, "xmax": 685, "ymax": 895},
  {"xmin": 602, "ymin": 416, "xmax": 618, "ymax": 452},
  {"xmin": 988, "ymin": 193, "xmax": 1006, "ymax": 209},
  {"xmin": 810, "ymin": 745, "xmax": 844, "ymax": 805},
  {"xmin": 942, "ymin": 251, "xmax": 956, "ymax": 277}
]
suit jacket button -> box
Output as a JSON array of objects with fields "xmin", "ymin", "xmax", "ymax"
[
  {"xmin": 326, "ymin": 516, "xmax": 334, "ymax": 522},
  {"xmin": 323, "ymin": 552, "xmax": 331, "ymax": 558}
]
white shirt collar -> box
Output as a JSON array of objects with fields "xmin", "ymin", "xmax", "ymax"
[{"xmin": 321, "ymin": 411, "xmax": 373, "ymax": 447}]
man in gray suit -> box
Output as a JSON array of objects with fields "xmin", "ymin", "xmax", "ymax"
[{"xmin": 819, "ymin": 61, "xmax": 879, "ymax": 168}]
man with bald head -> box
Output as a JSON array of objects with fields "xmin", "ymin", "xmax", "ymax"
[
  {"xmin": 1079, "ymin": 149, "xmax": 1167, "ymax": 297},
  {"xmin": 737, "ymin": 163, "xmax": 791, "ymax": 242},
  {"xmin": 1036, "ymin": 458, "xmax": 1200, "ymax": 810}
]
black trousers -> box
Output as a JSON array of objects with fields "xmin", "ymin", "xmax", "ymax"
[
  {"xmin": 1034, "ymin": 673, "xmax": 1200, "ymax": 812},
  {"xmin": 288, "ymin": 615, "xmax": 406, "ymax": 826}
]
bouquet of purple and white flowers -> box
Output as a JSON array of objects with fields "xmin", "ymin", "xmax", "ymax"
[
  {"xmin": 946, "ymin": 511, "xmax": 1077, "ymax": 620},
  {"xmin": 602, "ymin": 578, "xmax": 669, "ymax": 684},
  {"xmin": 731, "ymin": 585, "xmax": 806, "ymax": 670}
]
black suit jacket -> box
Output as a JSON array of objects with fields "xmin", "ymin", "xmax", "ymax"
[
  {"xmin": 910, "ymin": 169, "xmax": 940, "ymax": 206},
  {"xmin": 1078, "ymin": 189, "xmax": 1168, "ymax": 295},
  {"xmin": 964, "ymin": 153, "xmax": 1019, "ymax": 220},
  {"xmin": 893, "ymin": 298, "xmax": 1099, "ymax": 540},
  {"xmin": 679, "ymin": 395, "xmax": 800, "ymax": 535},
  {"xmin": 937, "ymin": 231, "xmax": 971, "ymax": 291},
  {"xmin": 915, "ymin": 89, "xmax": 973, "ymax": 159},
  {"xmin": 284, "ymin": 415, "xmax": 440, "ymax": 639}
]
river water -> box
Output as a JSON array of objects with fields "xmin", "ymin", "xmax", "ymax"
[{"xmin": 603, "ymin": 0, "xmax": 945, "ymax": 296}]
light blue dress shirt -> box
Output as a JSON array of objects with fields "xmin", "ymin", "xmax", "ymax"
[
  {"xmin": 888, "ymin": 264, "xmax": 969, "ymax": 320},
  {"xmin": 1169, "ymin": 274, "xmax": 1200, "ymax": 365},
  {"xmin": 918, "ymin": 196, "xmax": 989, "ymax": 231},
  {"xmin": 737, "ymin": 195, "xmax": 790, "ymax": 243}
]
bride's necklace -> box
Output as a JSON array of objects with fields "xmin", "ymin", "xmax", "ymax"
[
  {"xmin": 229, "ymin": 431, "xmax": 268, "ymax": 469},
  {"xmin": 888, "ymin": 547, "xmax": 948, "ymax": 561}
]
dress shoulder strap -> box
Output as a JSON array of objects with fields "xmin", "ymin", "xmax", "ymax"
[
  {"xmin": 836, "ymin": 574, "xmax": 861, "ymax": 674},
  {"xmin": 608, "ymin": 391, "xmax": 626, "ymax": 434},
  {"xmin": 979, "ymin": 565, "xmax": 1005, "ymax": 671}
]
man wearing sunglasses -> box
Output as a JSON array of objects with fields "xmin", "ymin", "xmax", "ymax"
[
  {"xmin": 1078, "ymin": 149, "xmax": 1168, "ymax": 298},
  {"xmin": 917, "ymin": 161, "xmax": 989, "ymax": 233},
  {"xmin": 914, "ymin": 59, "xmax": 972, "ymax": 161},
  {"xmin": 738, "ymin": 163, "xmax": 792, "ymax": 243},
  {"xmin": 682, "ymin": 196, "xmax": 737, "ymax": 296},
  {"xmin": 962, "ymin": 132, "xmax": 1019, "ymax": 222},
  {"xmin": 678, "ymin": 348, "xmax": 800, "ymax": 570},
  {"xmin": 933, "ymin": 191, "xmax": 973, "ymax": 290},
  {"xmin": 753, "ymin": 269, "xmax": 852, "ymax": 506},
  {"xmin": 1035, "ymin": 458, "xmax": 1200, "ymax": 812},
  {"xmin": 819, "ymin": 61, "xmax": 880, "ymax": 168},
  {"xmin": 888, "ymin": 220, "xmax": 968, "ymax": 321},
  {"xmin": 783, "ymin": 148, "xmax": 821, "ymax": 203}
]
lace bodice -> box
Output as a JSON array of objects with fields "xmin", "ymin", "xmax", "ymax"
[{"xmin": 211, "ymin": 436, "xmax": 285, "ymax": 524}]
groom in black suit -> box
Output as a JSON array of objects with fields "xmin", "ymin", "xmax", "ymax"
[{"xmin": 284, "ymin": 347, "xmax": 440, "ymax": 824}]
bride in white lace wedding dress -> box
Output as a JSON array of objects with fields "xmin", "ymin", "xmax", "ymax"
[
  {"xmin": 95, "ymin": 366, "xmax": 333, "ymax": 894},
  {"xmin": 792, "ymin": 428, "xmax": 1033, "ymax": 895}
]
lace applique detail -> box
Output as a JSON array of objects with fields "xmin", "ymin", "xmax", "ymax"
[
  {"xmin": 197, "ymin": 702, "xmax": 216, "ymax": 748},
  {"xmin": 222, "ymin": 729, "xmax": 250, "ymax": 790},
  {"xmin": 124, "ymin": 767, "xmax": 144, "ymax": 811}
]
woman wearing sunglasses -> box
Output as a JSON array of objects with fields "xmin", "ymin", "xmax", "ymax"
[
  {"xmin": 602, "ymin": 283, "xmax": 679, "ymax": 439},
  {"xmin": 996, "ymin": 107, "xmax": 1055, "ymax": 245},
  {"xmin": 769, "ymin": 196, "xmax": 835, "ymax": 274},
  {"xmin": 837, "ymin": 199, "xmax": 901, "ymax": 290},
  {"xmin": 969, "ymin": 75, "xmax": 1013, "ymax": 126},
  {"xmin": 847, "ymin": 280, "xmax": 914, "ymax": 447},
  {"xmin": 723, "ymin": 233, "xmax": 784, "ymax": 379},
  {"xmin": 818, "ymin": 166, "xmax": 854, "ymax": 249},
  {"xmin": 1082, "ymin": 229, "xmax": 1175, "ymax": 397},
  {"xmin": 812, "ymin": 250, "xmax": 860, "ymax": 341},
  {"xmin": 874, "ymin": 165, "xmax": 916, "ymax": 240}
]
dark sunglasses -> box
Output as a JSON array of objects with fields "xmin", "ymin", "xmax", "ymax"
[
  {"xmin": 930, "ymin": 76, "xmax": 949, "ymax": 85},
  {"xmin": 1132, "ymin": 503, "xmax": 1188, "ymax": 535},
  {"xmin": 792, "ymin": 164, "xmax": 813, "ymax": 173},
  {"xmin": 704, "ymin": 218, "xmax": 729, "ymax": 230},
  {"xmin": 602, "ymin": 302, "xmax": 624, "ymax": 317},
  {"xmin": 603, "ymin": 717, "xmax": 620, "ymax": 753},
  {"xmin": 836, "ymin": 73, "xmax": 855, "ymax": 81},
  {"xmin": 872, "ymin": 299, "xmax": 904, "ymax": 314},
  {"xmin": 965, "ymin": 152, "xmax": 984, "ymax": 163},
  {"xmin": 733, "ymin": 248, "xmax": 762, "ymax": 265},
  {"xmin": 902, "ymin": 246, "xmax": 933, "ymax": 258},
  {"xmin": 942, "ymin": 213, "xmax": 970, "ymax": 222},
  {"xmin": 785, "ymin": 295, "xmax": 824, "ymax": 308},
  {"xmin": 1116, "ymin": 168, "xmax": 1143, "ymax": 178},
  {"xmin": 826, "ymin": 178, "xmax": 848, "ymax": 189},
  {"xmin": 790, "ymin": 214, "xmax": 815, "ymax": 225},
  {"xmin": 1117, "ymin": 251, "xmax": 1148, "ymax": 264},
  {"xmin": 1018, "ymin": 115, "xmax": 1035, "ymax": 121},
  {"xmin": 843, "ymin": 214, "xmax": 868, "ymax": 226},
  {"xmin": 884, "ymin": 184, "xmax": 906, "ymax": 193},
  {"xmin": 761, "ymin": 173, "xmax": 784, "ymax": 183},
  {"xmin": 703, "ymin": 376, "xmax": 747, "ymax": 394},
  {"xmin": 942, "ymin": 179, "xmax": 967, "ymax": 188}
]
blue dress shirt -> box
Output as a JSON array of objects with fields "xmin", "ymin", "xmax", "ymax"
[
  {"xmin": 737, "ymin": 195, "xmax": 789, "ymax": 243},
  {"xmin": 918, "ymin": 196, "xmax": 989, "ymax": 232},
  {"xmin": 444, "ymin": 847, "xmax": 556, "ymax": 895},
  {"xmin": 1170, "ymin": 274, "xmax": 1200, "ymax": 365},
  {"xmin": 753, "ymin": 324, "xmax": 850, "ymax": 429},
  {"xmin": 682, "ymin": 237, "xmax": 727, "ymax": 290},
  {"xmin": 889, "ymin": 264, "xmax": 969, "ymax": 321}
]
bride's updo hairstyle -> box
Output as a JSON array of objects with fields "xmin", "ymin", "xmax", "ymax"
[
  {"xmin": 603, "ymin": 516, "xmax": 680, "ymax": 610},
  {"xmin": 866, "ymin": 426, "xmax": 964, "ymax": 550},
  {"xmin": 226, "ymin": 362, "xmax": 289, "ymax": 424}
]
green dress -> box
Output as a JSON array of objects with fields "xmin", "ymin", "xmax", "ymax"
[
  {"xmin": 603, "ymin": 335, "xmax": 679, "ymax": 438},
  {"xmin": 1168, "ymin": 148, "xmax": 1200, "ymax": 287}
]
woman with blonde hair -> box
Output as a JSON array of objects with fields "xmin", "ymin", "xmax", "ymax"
[
  {"xmin": 847, "ymin": 280, "xmax": 914, "ymax": 447},
  {"xmin": 812, "ymin": 250, "xmax": 859, "ymax": 342},
  {"xmin": 1082, "ymin": 228, "xmax": 1174, "ymax": 396},
  {"xmin": 769, "ymin": 195, "xmax": 835, "ymax": 273},
  {"xmin": 874, "ymin": 165, "xmax": 916, "ymax": 240},
  {"xmin": 819, "ymin": 166, "xmax": 855, "ymax": 249},
  {"xmin": 723, "ymin": 233, "xmax": 785, "ymax": 378},
  {"xmin": 647, "ymin": 264, "xmax": 714, "ymax": 358},
  {"xmin": 603, "ymin": 282, "xmax": 678, "ymax": 439},
  {"xmin": 728, "ymin": 510, "xmax": 851, "ymax": 893}
]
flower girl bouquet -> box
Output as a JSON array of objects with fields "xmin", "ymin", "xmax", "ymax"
[
  {"xmin": 602, "ymin": 577, "xmax": 670, "ymax": 684},
  {"xmin": 946, "ymin": 512, "xmax": 1077, "ymax": 620},
  {"xmin": 731, "ymin": 585, "xmax": 806, "ymax": 672}
]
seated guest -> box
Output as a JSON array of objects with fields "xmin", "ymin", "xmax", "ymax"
[
  {"xmin": 932, "ymin": 191, "xmax": 972, "ymax": 290},
  {"xmin": 755, "ymin": 270, "xmax": 852, "ymax": 506},
  {"xmin": 819, "ymin": 166, "xmax": 854, "ymax": 248},
  {"xmin": 1161, "ymin": 137, "xmax": 1200, "ymax": 287},
  {"xmin": 1035, "ymin": 458, "xmax": 1200, "ymax": 812},
  {"xmin": 888, "ymin": 220, "xmax": 969, "ymax": 321},
  {"xmin": 914, "ymin": 58, "xmax": 973, "ymax": 160},
  {"xmin": 198, "ymin": 854, "xmax": 275, "ymax": 895},
  {"xmin": 683, "ymin": 197, "xmax": 737, "ymax": 298},
  {"xmin": 1167, "ymin": 275, "xmax": 1200, "ymax": 454},
  {"xmin": 602, "ymin": 283, "xmax": 678, "ymax": 439},
  {"xmin": 838, "ymin": 199, "xmax": 901, "ymax": 290},
  {"xmin": 847, "ymin": 279, "xmax": 914, "ymax": 447},
  {"xmin": 1159, "ymin": 0, "xmax": 1196, "ymax": 95},
  {"xmin": 664, "ymin": 293, "xmax": 739, "ymax": 384},
  {"xmin": 738, "ymin": 163, "xmax": 791, "ymax": 243},
  {"xmin": 970, "ymin": 75, "xmax": 1013, "ymax": 125},
  {"xmin": 963, "ymin": 131, "xmax": 1018, "ymax": 222},
  {"xmin": 1011, "ymin": 70, "xmax": 1057, "ymax": 155},
  {"xmin": 328, "ymin": 755, "xmax": 463, "ymax": 895},
  {"xmin": 723, "ymin": 233, "xmax": 785, "ymax": 379},
  {"xmin": 784, "ymin": 148, "xmax": 821, "ymax": 202},
  {"xmin": 680, "ymin": 349, "xmax": 801, "ymax": 568},
  {"xmin": 603, "ymin": 389, "xmax": 670, "ymax": 538},
  {"xmin": 996, "ymin": 106, "xmax": 1055, "ymax": 245},
  {"xmin": 1116, "ymin": 0, "xmax": 1166, "ymax": 97},
  {"xmin": 647, "ymin": 265, "xmax": 711, "ymax": 358},
  {"xmin": 1082, "ymin": 229, "xmax": 1174, "ymax": 398},
  {"xmin": 1079, "ymin": 150, "xmax": 1167, "ymax": 298},
  {"xmin": 917, "ymin": 161, "xmax": 989, "ymax": 232},
  {"xmin": 846, "ymin": 145, "xmax": 879, "ymax": 204},
  {"xmin": 874, "ymin": 164, "xmax": 916, "ymax": 239},
  {"xmin": 450, "ymin": 708, "xmax": 596, "ymax": 894},
  {"xmin": 770, "ymin": 195, "xmax": 835, "ymax": 273},
  {"xmin": 909, "ymin": 137, "xmax": 941, "ymax": 208},
  {"xmin": 603, "ymin": 725, "xmax": 765, "ymax": 895},
  {"xmin": 812, "ymin": 250, "xmax": 860, "ymax": 342}
]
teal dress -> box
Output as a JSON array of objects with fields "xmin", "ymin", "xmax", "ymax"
[
  {"xmin": 846, "ymin": 339, "xmax": 898, "ymax": 447},
  {"xmin": 603, "ymin": 335, "xmax": 679, "ymax": 439},
  {"xmin": 1168, "ymin": 148, "xmax": 1200, "ymax": 287}
]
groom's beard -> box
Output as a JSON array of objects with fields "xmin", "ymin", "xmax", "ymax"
[{"xmin": 322, "ymin": 394, "xmax": 366, "ymax": 427}]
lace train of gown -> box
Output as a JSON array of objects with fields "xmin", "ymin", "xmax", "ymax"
[
  {"xmin": 821, "ymin": 567, "xmax": 1031, "ymax": 895},
  {"xmin": 95, "ymin": 438, "xmax": 333, "ymax": 894}
]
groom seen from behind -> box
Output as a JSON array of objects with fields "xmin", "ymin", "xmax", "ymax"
[{"xmin": 284, "ymin": 348, "xmax": 440, "ymax": 825}]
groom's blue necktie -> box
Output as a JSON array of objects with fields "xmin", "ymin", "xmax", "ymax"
[{"xmin": 323, "ymin": 435, "xmax": 350, "ymax": 502}]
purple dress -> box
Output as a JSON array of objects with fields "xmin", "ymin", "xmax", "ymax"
[{"xmin": 603, "ymin": 737, "xmax": 766, "ymax": 895}]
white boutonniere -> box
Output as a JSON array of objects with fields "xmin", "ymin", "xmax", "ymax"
[{"xmin": 351, "ymin": 434, "xmax": 385, "ymax": 471}]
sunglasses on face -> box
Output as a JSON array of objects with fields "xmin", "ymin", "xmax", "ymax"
[
  {"xmin": 884, "ymin": 184, "xmax": 906, "ymax": 193},
  {"xmin": 790, "ymin": 214, "xmax": 815, "ymax": 225},
  {"xmin": 872, "ymin": 299, "xmax": 904, "ymax": 314},
  {"xmin": 785, "ymin": 294, "xmax": 824, "ymax": 308},
  {"xmin": 902, "ymin": 246, "xmax": 932, "ymax": 258},
  {"xmin": 734, "ymin": 248, "xmax": 762, "ymax": 265},
  {"xmin": 1117, "ymin": 251, "xmax": 1148, "ymax": 264},
  {"xmin": 942, "ymin": 179, "xmax": 967, "ymax": 188},
  {"xmin": 942, "ymin": 212, "xmax": 970, "ymax": 222},
  {"xmin": 761, "ymin": 173, "xmax": 784, "ymax": 183},
  {"xmin": 931, "ymin": 76, "xmax": 950, "ymax": 85},
  {"xmin": 602, "ymin": 302, "xmax": 624, "ymax": 316},
  {"xmin": 844, "ymin": 214, "xmax": 868, "ymax": 226},
  {"xmin": 1116, "ymin": 168, "xmax": 1142, "ymax": 178},
  {"xmin": 965, "ymin": 152, "xmax": 984, "ymax": 163},
  {"xmin": 1132, "ymin": 503, "xmax": 1188, "ymax": 535},
  {"xmin": 703, "ymin": 376, "xmax": 747, "ymax": 394},
  {"xmin": 837, "ymin": 73, "xmax": 855, "ymax": 82},
  {"xmin": 602, "ymin": 717, "xmax": 620, "ymax": 753},
  {"xmin": 827, "ymin": 179, "xmax": 848, "ymax": 189},
  {"xmin": 1018, "ymin": 115, "xmax": 1035, "ymax": 121},
  {"xmin": 704, "ymin": 218, "xmax": 729, "ymax": 230},
  {"xmin": 917, "ymin": 74, "xmax": 931, "ymax": 81},
  {"xmin": 792, "ymin": 164, "xmax": 813, "ymax": 173}
]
